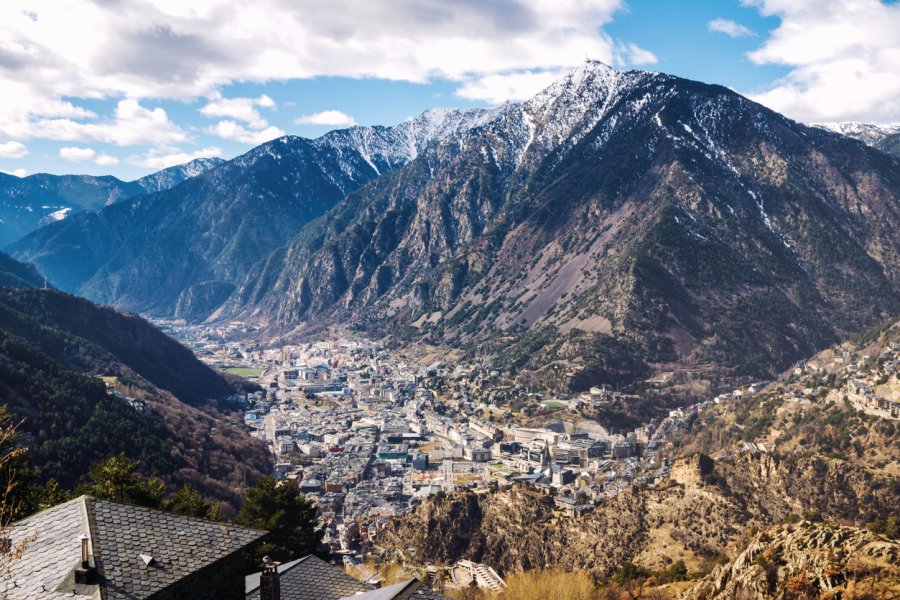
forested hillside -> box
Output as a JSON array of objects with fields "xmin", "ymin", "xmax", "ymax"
[{"xmin": 0, "ymin": 275, "xmax": 270, "ymax": 509}]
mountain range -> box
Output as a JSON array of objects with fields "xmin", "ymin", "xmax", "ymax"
[
  {"xmin": 0, "ymin": 157, "xmax": 224, "ymax": 247},
  {"xmin": 9, "ymin": 109, "xmax": 499, "ymax": 319},
  {"xmin": 9, "ymin": 61, "xmax": 900, "ymax": 392},
  {"xmin": 228, "ymin": 62, "xmax": 900, "ymax": 387}
]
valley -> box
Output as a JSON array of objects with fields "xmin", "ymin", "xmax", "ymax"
[
  {"xmin": 1, "ymin": 57, "xmax": 899, "ymax": 600},
  {"xmin": 145, "ymin": 311, "xmax": 898, "ymax": 597}
]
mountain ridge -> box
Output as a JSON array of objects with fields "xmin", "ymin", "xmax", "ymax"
[
  {"xmin": 812, "ymin": 121, "xmax": 900, "ymax": 158},
  {"xmin": 0, "ymin": 283, "xmax": 271, "ymax": 509},
  {"xmin": 7, "ymin": 107, "xmax": 501, "ymax": 320},
  {"xmin": 226, "ymin": 62, "xmax": 900, "ymax": 391}
]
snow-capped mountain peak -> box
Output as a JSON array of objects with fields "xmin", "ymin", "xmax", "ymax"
[{"xmin": 811, "ymin": 121, "xmax": 900, "ymax": 145}]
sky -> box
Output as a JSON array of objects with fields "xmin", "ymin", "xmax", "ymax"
[{"xmin": 1, "ymin": 0, "xmax": 899, "ymax": 180}]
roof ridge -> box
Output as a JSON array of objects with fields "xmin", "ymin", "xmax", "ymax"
[
  {"xmin": 10, "ymin": 494, "xmax": 90, "ymax": 525},
  {"xmin": 87, "ymin": 496, "xmax": 268, "ymax": 534},
  {"xmin": 80, "ymin": 496, "xmax": 97, "ymax": 564}
]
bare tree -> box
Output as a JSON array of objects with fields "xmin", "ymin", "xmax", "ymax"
[{"xmin": 0, "ymin": 407, "xmax": 30, "ymax": 576}]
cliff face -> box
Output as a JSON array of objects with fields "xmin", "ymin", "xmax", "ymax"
[
  {"xmin": 376, "ymin": 453, "xmax": 896, "ymax": 580},
  {"xmin": 681, "ymin": 521, "xmax": 900, "ymax": 599}
]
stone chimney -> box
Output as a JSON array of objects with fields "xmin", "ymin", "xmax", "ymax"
[
  {"xmin": 259, "ymin": 556, "xmax": 281, "ymax": 600},
  {"xmin": 74, "ymin": 535, "xmax": 98, "ymax": 584}
]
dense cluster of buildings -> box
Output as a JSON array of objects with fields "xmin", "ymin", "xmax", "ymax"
[
  {"xmin": 158, "ymin": 324, "xmax": 711, "ymax": 565},
  {"xmin": 787, "ymin": 341, "xmax": 899, "ymax": 420}
]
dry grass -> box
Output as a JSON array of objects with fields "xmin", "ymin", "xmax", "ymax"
[{"xmin": 501, "ymin": 569, "xmax": 596, "ymax": 600}]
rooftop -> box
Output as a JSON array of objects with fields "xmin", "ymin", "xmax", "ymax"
[
  {"xmin": 246, "ymin": 554, "xmax": 372, "ymax": 600},
  {"xmin": 3, "ymin": 495, "xmax": 265, "ymax": 600}
]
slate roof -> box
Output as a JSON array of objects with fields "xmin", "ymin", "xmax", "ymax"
[
  {"xmin": 246, "ymin": 554, "xmax": 373, "ymax": 600},
  {"xmin": 2, "ymin": 495, "xmax": 266, "ymax": 600},
  {"xmin": 88, "ymin": 496, "xmax": 265, "ymax": 598},
  {"xmin": 402, "ymin": 582, "xmax": 450, "ymax": 600},
  {"xmin": 1, "ymin": 496, "xmax": 91, "ymax": 599}
]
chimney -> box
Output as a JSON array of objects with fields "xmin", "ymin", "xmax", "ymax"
[
  {"xmin": 74, "ymin": 535, "xmax": 98, "ymax": 584},
  {"xmin": 259, "ymin": 556, "xmax": 281, "ymax": 600}
]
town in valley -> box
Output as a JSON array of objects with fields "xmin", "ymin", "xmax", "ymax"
[{"xmin": 153, "ymin": 317, "xmax": 900, "ymax": 587}]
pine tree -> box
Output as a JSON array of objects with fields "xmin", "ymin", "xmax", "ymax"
[
  {"xmin": 164, "ymin": 484, "xmax": 219, "ymax": 520},
  {"xmin": 236, "ymin": 476, "xmax": 324, "ymax": 567},
  {"xmin": 76, "ymin": 453, "xmax": 166, "ymax": 508}
]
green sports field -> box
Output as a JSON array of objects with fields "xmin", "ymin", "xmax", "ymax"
[{"xmin": 222, "ymin": 367, "xmax": 262, "ymax": 377}]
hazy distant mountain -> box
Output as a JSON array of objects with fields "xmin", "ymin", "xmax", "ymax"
[
  {"xmin": 0, "ymin": 157, "xmax": 224, "ymax": 247},
  {"xmin": 0, "ymin": 173, "xmax": 138, "ymax": 247},
  {"xmin": 228, "ymin": 61, "xmax": 900, "ymax": 389},
  {"xmin": 8, "ymin": 109, "xmax": 499, "ymax": 320},
  {"xmin": 812, "ymin": 121, "xmax": 900, "ymax": 158}
]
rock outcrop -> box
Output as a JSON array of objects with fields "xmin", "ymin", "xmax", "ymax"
[
  {"xmin": 681, "ymin": 521, "xmax": 900, "ymax": 599},
  {"xmin": 376, "ymin": 452, "xmax": 896, "ymax": 581}
]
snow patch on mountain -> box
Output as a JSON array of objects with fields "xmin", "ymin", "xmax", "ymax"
[{"xmin": 135, "ymin": 157, "xmax": 226, "ymax": 193}]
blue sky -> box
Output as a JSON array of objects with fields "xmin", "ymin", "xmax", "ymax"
[{"xmin": 1, "ymin": 0, "xmax": 898, "ymax": 180}]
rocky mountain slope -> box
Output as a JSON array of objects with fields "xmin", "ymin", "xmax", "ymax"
[
  {"xmin": 377, "ymin": 451, "xmax": 896, "ymax": 581},
  {"xmin": 0, "ymin": 157, "xmax": 223, "ymax": 247},
  {"xmin": 0, "ymin": 251, "xmax": 44, "ymax": 288},
  {"xmin": 678, "ymin": 316, "xmax": 900, "ymax": 475},
  {"xmin": 229, "ymin": 61, "xmax": 900, "ymax": 391},
  {"xmin": 813, "ymin": 121, "xmax": 900, "ymax": 158},
  {"xmin": 9, "ymin": 109, "xmax": 497, "ymax": 320},
  {"xmin": 681, "ymin": 520, "xmax": 899, "ymax": 599},
  {"xmin": 0, "ymin": 279, "xmax": 270, "ymax": 509},
  {"xmin": 377, "ymin": 324, "xmax": 898, "ymax": 584}
]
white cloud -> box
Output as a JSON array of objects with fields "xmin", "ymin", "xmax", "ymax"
[
  {"xmin": 19, "ymin": 99, "xmax": 187, "ymax": 147},
  {"xmin": 255, "ymin": 94, "xmax": 276, "ymax": 109},
  {"xmin": 200, "ymin": 95, "xmax": 276, "ymax": 129},
  {"xmin": 201, "ymin": 94, "xmax": 284, "ymax": 143},
  {"xmin": 59, "ymin": 146, "xmax": 97, "ymax": 161},
  {"xmin": 708, "ymin": 18, "xmax": 756, "ymax": 38},
  {"xmin": 59, "ymin": 146, "xmax": 121, "ymax": 165},
  {"xmin": 617, "ymin": 42, "xmax": 658, "ymax": 65},
  {"xmin": 0, "ymin": 140, "xmax": 28, "ymax": 158},
  {"xmin": 94, "ymin": 153, "xmax": 120, "ymax": 166},
  {"xmin": 1, "ymin": 168, "xmax": 27, "ymax": 177},
  {"xmin": 205, "ymin": 121, "xmax": 285, "ymax": 145},
  {"xmin": 0, "ymin": 0, "xmax": 631, "ymax": 119},
  {"xmin": 456, "ymin": 70, "xmax": 568, "ymax": 103},
  {"xmin": 744, "ymin": 0, "xmax": 900, "ymax": 123},
  {"xmin": 293, "ymin": 110, "xmax": 358, "ymax": 127},
  {"xmin": 127, "ymin": 146, "xmax": 224, "ymax": 170}
]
